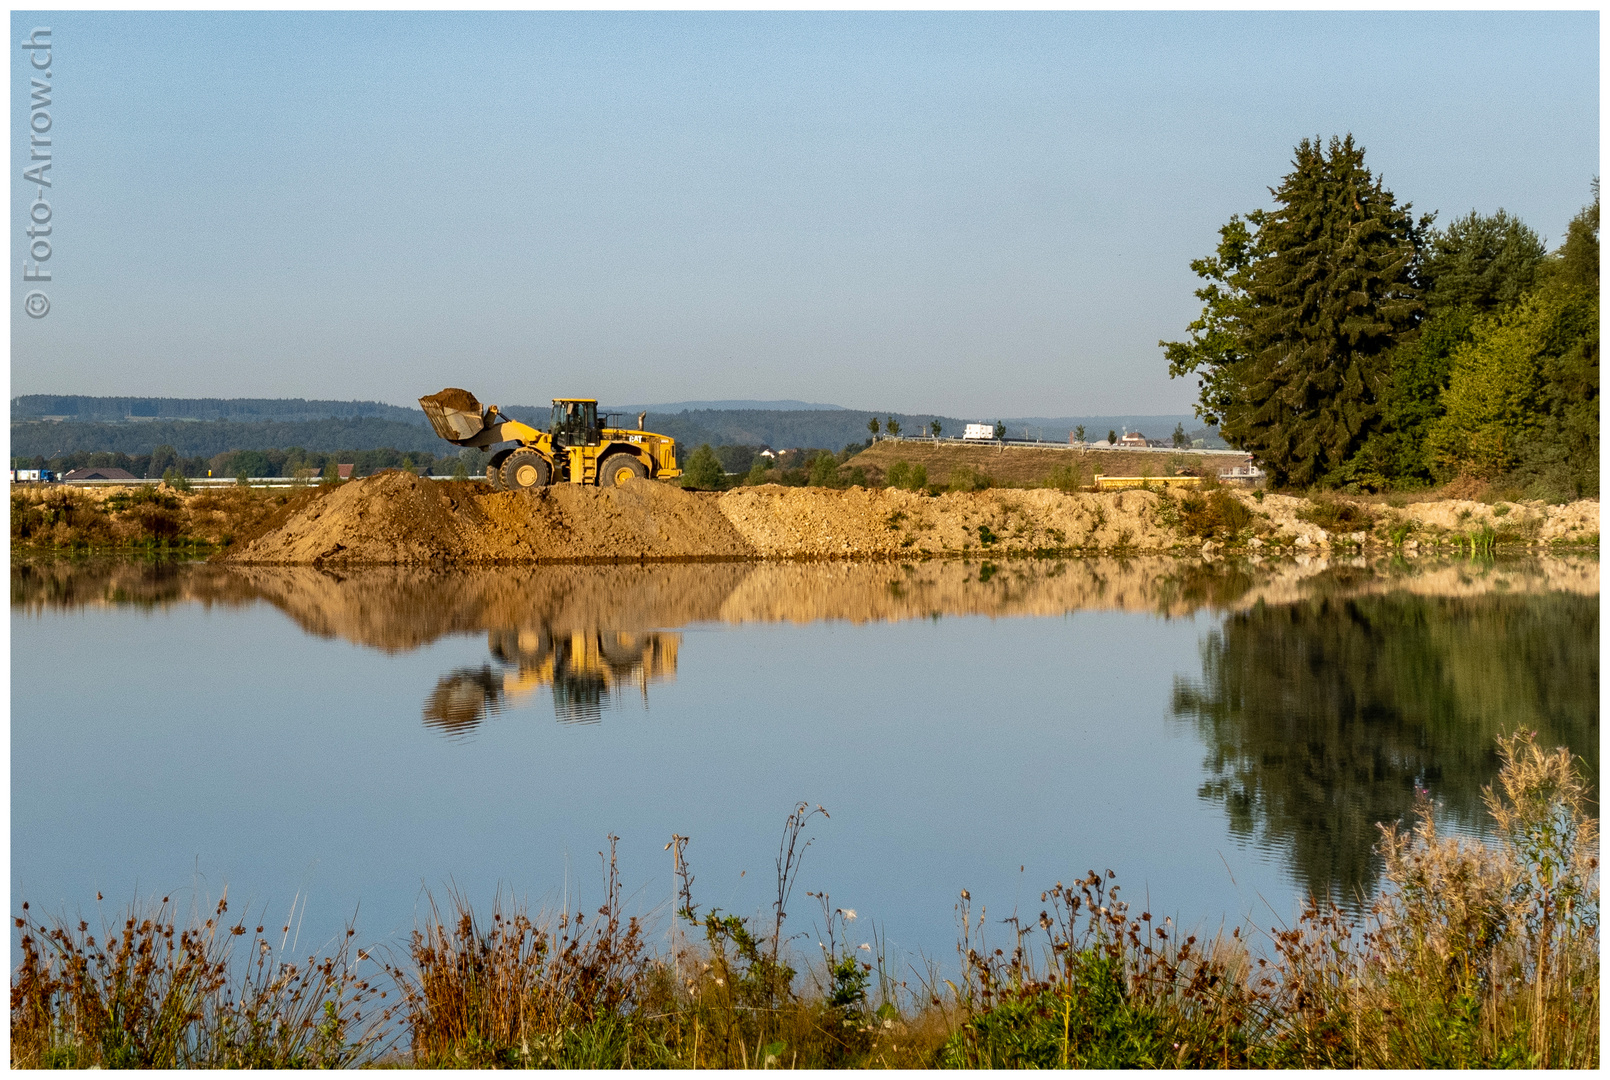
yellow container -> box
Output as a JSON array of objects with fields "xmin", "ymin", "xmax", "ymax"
[{"xmin": 1092, "ymin": 474, "xmax": 1204, "ymax": 491}]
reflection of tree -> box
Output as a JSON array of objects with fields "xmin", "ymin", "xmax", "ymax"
[
  {"xmin": 422, "ymin": 627, "xmax": 679, "ymax": 735},
  {"xmin": 1172, "ymin": 591, "xmax": 1598, "ymax": 905}
]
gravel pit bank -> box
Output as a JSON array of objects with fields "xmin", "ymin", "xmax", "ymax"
[{"xmin": 216, "ymin": 471, "xmax": 1599, "ymax": 566}]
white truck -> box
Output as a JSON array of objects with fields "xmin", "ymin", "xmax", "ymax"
[{"xmin": 963, "ymin": 423, "xmax": 996, "ymax": 441}]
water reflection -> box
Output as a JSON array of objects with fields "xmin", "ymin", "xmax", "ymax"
[
  {"xmin": 1171, "ymin": 573, "xmax": 1599, "ymax": 906},
  {"xmin": 426, "ymin": 629, "xmax": 679, "ymax": 735},
  {"xmin": 14, "ymin": 553, "xmax": 1597, "ymax": 904}
]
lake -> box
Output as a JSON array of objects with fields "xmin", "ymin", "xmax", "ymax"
[{"xmin": 11, "ymin": 554, "xmax": 1597, "ymax": 968}]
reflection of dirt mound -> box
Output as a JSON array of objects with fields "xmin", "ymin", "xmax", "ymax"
[
  {"xmin": 17, "ymin": 555, "xmax": 1597, "ymax": 652},
  {"xmin": 1232, "ymin": 554, "xmax": 1600, "ymax": 609},
  {"xmin": 213, "ymin": 563, "xmax": 758, "ymax": 651},
  {"xmin": 220, "ymin": 472, "xmax": 754, "ymax": 565},
  {"xmin": 716, "ymin": 558, "xmax": 1254, "ymax": 624}
]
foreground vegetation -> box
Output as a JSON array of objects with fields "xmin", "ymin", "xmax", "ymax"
[{"xmin": 12, "ymin": 733, "xmax": 1596, "ymax": 1068}]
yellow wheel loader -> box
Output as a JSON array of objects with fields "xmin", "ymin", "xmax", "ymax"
[{"xmin": 419, "ymin": 388, "xmax": 682, "ymax": 491}]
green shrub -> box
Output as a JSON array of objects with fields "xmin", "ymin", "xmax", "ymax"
[
  {"xmin": 1045, "ymin": 464, "xmax": 1084, "ymax": 492},
  {"xmin": 680, "ymin": 444, "xmax": 726, "ymax": 490},
  {"xmin": 886, "ymin": 461, "xmax": 928, "ymax": 491},
  {"xmin": 947, "ymin": 465, "xmax": 993, "ymax": 493},
  {"xmin": 1298, "ymin": 494, "xmax": 1378, "ymax": 532},
  {"xmin": 807, "ymin": 453, "xmax": 841, "ymax": 488}
]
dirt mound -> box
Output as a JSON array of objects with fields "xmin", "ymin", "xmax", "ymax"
[
  {"xmin": 219, "ymin": 472, "xmax": 755, "ymax": 565},
  {"xmin": 473, "ymin": 482, "xmax": 754, "ymax": 561},
  {"xmin": 222, "ymin": 472, "xmax": 490, "ymax": 564},
  {"xmin": 715, "ymin": 485, "xmax": 1178, "ymax": 557}
]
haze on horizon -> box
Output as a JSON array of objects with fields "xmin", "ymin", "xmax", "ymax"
[{"xmin": 9, "ymin": 11, "xmax": 1598, "ymax": 418}]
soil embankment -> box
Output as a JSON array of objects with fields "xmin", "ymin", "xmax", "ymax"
[
  {"xmin": 850, "ymin": 440, "xmax": 1250, "ymax": 485},
  {"xmin": 212, "ymin": 472, "xmax": 1599, "ymax": 566}
]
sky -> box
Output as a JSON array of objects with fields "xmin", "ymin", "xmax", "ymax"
[{"xmin": 9, "ymin": 10, "xmax": 1600, "ymax": 417}]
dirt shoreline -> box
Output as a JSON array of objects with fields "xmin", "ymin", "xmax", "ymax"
[{"xmin": 200, "ymin": 471, "xmax": 1599, "ymax": 566}]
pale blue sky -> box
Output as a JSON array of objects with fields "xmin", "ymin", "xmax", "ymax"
[{"xmin": 10, "ymin": 11, "xmax": 1599, "ymax": 415}]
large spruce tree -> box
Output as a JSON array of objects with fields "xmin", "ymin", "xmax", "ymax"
[
  {"xmin": 1231, "ymin": 136, "xmax": 1424, "ymax": 486},
  {"xmin": 1167, "ymin": 136, "xmax": 1425, "ymax": 487}
]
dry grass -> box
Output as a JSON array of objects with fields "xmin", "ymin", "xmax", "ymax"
[
  {"xmin": 12, "ymin": 736, "xmax": 1596, "ymax": 1068},
  {"xmin": 10, "ymin": 892, "xmax": 384, "ymax": 1068},
  {"xmin": 9, "ymin": 484, "xmax": 296, "ymax": 553}
]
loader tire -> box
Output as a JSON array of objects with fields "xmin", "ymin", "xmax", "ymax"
[
  {"xmin": 485, "ymin": 449, "xmax": 515, "ymax": 492},
  {"xmin": 599, "ymin": 453, "xmax": 649, "ymax": 487},
  {"xmin": 501, "ymin": 449, "xmax": 552, "ymax": 491}
]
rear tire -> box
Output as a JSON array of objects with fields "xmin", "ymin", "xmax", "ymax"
[
  {"xmin": 501, "ymin": 448, "xmax": 552, "ymax": 491},
  {"xmin": 599, "ymin": 453, "xmax": 650, "ymax": 487}
]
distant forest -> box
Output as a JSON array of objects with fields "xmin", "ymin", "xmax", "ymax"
[
  {"xmin": 12, "ymin": 398, "xmax": 1220, "ymax": 476},
  {"xmin": 12, "ymin": 395, "xmax": 424, "ymax": 425}
]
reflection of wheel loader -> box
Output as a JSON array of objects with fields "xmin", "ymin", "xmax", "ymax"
[
  {"xmin": 419, "ymin": 388, "xmax": 682, "ymax": 491},
  {"xmin": 421, "ymin": 626, "xmax": 680, "ymax": 734}
]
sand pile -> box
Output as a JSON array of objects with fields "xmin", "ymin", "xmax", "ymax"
[
  {"xmin": 223, "ymin": 472, "xmax": 491, "ymax": 564},
  {"xmin": 716, "ymin": 485, "xmax": 1178, "ymax": 557},
  {"xmin": 221, "ymin": 471, "xmax": 755, "ymax": 565},
  {"xmin": 473, "ymin": 482, "xmax": 753, "ymax": 560}
]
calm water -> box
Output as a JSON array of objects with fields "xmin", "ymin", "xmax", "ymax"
[{"xmin": 11, "ymin": 555, "xmax": 1598, "ymax": 963}]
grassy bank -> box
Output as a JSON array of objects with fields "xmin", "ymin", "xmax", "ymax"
[
  {"xmin": 11, "ymin": 733, "xmax": 1596, "ymax": 1069},
  {"xmin": 9, "ymin": 484, "xmax": 302, "ymax": 555}
]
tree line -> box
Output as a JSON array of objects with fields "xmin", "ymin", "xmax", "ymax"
[
  {"xmin": 1163, "ymin": 135, "xmax": 1598, "ymax": 497},
  {"xmin": 13, "ymin": 445, "xmax": 487, "ymax": 480}
]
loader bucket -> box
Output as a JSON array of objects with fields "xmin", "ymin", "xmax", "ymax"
[{"xmin": 419, "ymin": 388, "xmax": 488, "ymax": 443}]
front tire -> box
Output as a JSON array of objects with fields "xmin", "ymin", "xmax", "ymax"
[
  {"xmin": 599, "ymin": 453, "xmax": 650, "ymax": 487},
  {"xmin": 501, "ymin": 448, "xmax": 552, "ymax": 491},
  {"xmin": 485, "ymin": 449, "xmax": 514, "ymax": 491}
]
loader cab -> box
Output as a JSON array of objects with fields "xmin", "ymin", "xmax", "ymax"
[{"xmin": 549, "ymin": 398, "xmax": 600, "ymax": 447}]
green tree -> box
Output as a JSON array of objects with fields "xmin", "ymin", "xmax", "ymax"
[
  {"xmin": 681, "ymin": 444, "xmax": 726, "ymax": 489},
  {"xmin": 1107, "ymin": 430, "xmax": 1117, "ymax": 445},
  {"xmin": 1548, "ymin": 178, "xmax": 1599, "ymax": 295},
  {"xmin": 1422, "ymin": 209, "xmax": 1546, "ymax": 315},
  {"xmin": 146, "ymin": 444, "xmax": 179, "ymax": 480},
  {"xmin": 1232, "ymin": 136, "xmax": 1424, "ymax": 486},
  {"xmin": 1165, "ymin": 136, "xmax": 1425, "ymax": 487},
  {"xmin": 1074, "ymin": 425, "xmax": 1086, "ymax": 443},
  {"xmin": 867, "ymin": 416, "xmax": 880, "ymax": 438},
  {"xmin": 1172, "ymin": 423, "xmax": 1189, "ymax": 448},
  {"xmin": 807, "ymin": 452, "xmax": 841, "ymax": 487},
  {"xmin": 885, "ymin": 417, "xmax": 901, "ymax": 437},
  {"xmin": 1340, "ymin": 307, "xmax": 1476, "ymax": 487},
  {"xmin": 744, "ymin": 457, "xmax": 773, "ymax": 485},
  {"xmin": 1161, "ymin": 212, "xmax": 1267, "ymax": 426},
  {"xmin": 1429, "ymin": 285, "xmax": 1598, "ymax": 489},
  {"xmin": 993, "ymin": 420, "xmax": 1005, "ymax": 441},
  {"xmin": 930, "ymin": 419, "xmax": 942, "ymax": 438}
]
